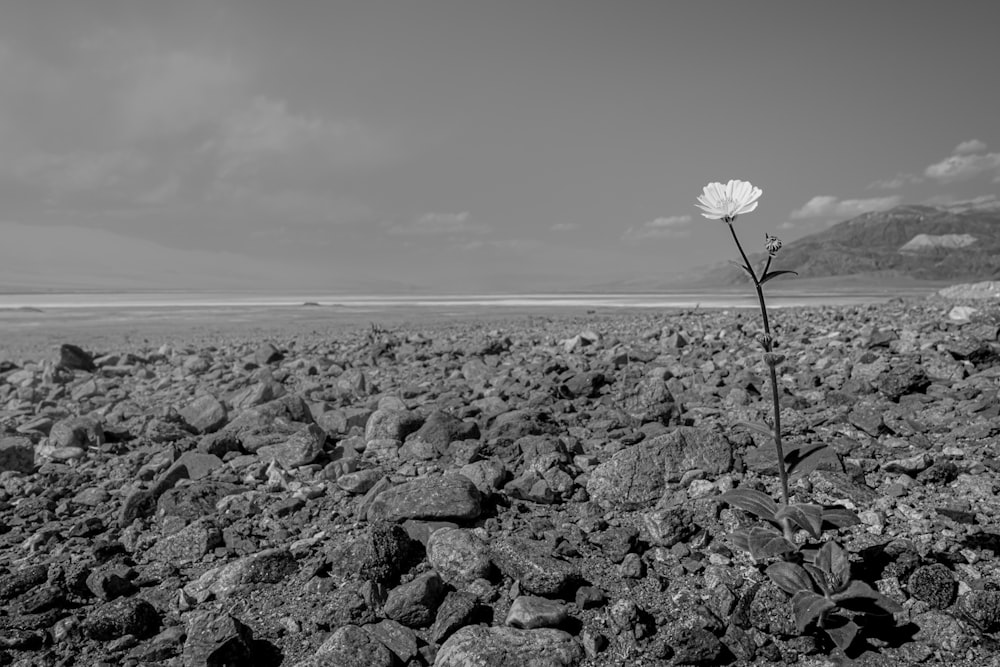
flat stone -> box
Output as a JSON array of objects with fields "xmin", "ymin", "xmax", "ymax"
[
  {"xmin": 505, "ymin": 595, "xmax": 568, "ymax": 629},
  {"xmin": 366, "ymin": 474, "xmax": 482, "ymax": 523},
  {"xmin": 436, "ymin": 626, "xmax": 583, "ymax": 667},
  {"xmin": 491, "ymin": 536, "xmax": 578, "ymax": 596}
]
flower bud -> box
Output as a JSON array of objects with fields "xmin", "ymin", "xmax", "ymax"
[
  {"xmin": 765, "ymin": 234, "xmax": 782, "ymax": 255},
  {"xmin": 755, "ymin": 332, "xmax": 772, "ymax": 350},
  {"xmin": 763, "ymin": 352, "xmax": 785, "ymax": 367}
]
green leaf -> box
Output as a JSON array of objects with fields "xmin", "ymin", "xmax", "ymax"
[
  {"xmin": 823, "ymin": 618, "xmax": 860, "ymax": 653},
  {"xmin": 775, "ymin": 503, "xmax": 824, "ymax": 539},
  {"xmin": 831, "ymin": 580, "xmax": 903, "ymax": 614},
  {"xmin": 821, "ymin": 506, "xmax": 862, "ymax": 529},
  {"xmin": 759, "ymin": 269, "xmax": 798, "ymax": 286},
  {"xmin": 766, "ymin": 562, "xmax": 815, "ymax": 595},
  {"xmin": 747, "ymin": 527, "xmax": 796, "ymax": 561},
  {"xmin": 728, "ymin": 528, "xmax": 753, "ymax": 553},
  {"xmin": 784, "ymin": 443, "xmax": 832, "ymax": 480},
  {"xmin": 803, "ymin": 563, "xmax": 832, "ymax": 596},
  {"xmin": 816, "ymin": 541, "xmax": 852, "ymax": 592},
  {"xmin": 791, "ymin": 590, "xmax": 836, "ymax": 633},
  {"xmin": 718, "ymin": 488, "xmax": 778, "ymax": 522},
  {"xmin": 735, "ymin": 420, "xmax": 775, "ymax": 442}
]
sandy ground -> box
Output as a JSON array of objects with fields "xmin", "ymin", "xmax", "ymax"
[{"xmin": 0, "ymin": 303, "xmax": 632, "ymax": 362}]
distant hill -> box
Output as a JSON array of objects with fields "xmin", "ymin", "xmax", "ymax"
[{"xmin": 693, "ymin": 204, "xmax": 1000, "ymax": 287}]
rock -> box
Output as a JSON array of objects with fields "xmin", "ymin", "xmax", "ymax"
[
  {"xmin": 179, "ymin": 394, "xmax": 228, "ymax": 434},
  {"xmin": 426, "ymin": 527, "xmax": 493, "ymax": 586},
  {"xmin": 183, "ymin": 548, "xmax": 297, "ymax": 601},
  {"xmin": 382, "ymin": 571, "xmax": 446, "ymax": 628},
  {"xmin": 302, "ymin": 624, "xmax": 395, "ymax": 667},
  {"xmin": 84, "ymin": 596, "xmax": 161, "ymax": 640},
  {"xmin": 0, "ymin": 436, "xmax": 35, "ymax": 473},
  {"xmin": 613, "ymin": 368, "xmax": 681, "ymax": 425},
  {"xmin": 366, "ymin": 474, "xmax": 482, "ymax": 523},
  {"xmin": 505, "ymin": 595, "xmax": 568, "ymax": 629},
  {"xmin": 182, "ymin": 612, "xmax": 256, "ymax": 667},
  {"xmin": 256, "ymin": 423, "xmax": 326, "ymax": 468},
  {"xmin": 151, "ymin": 518, "xmax": 223, "ymax": 565},
  {"xmin": 326, "ymin": 522, "xmax": 416, "ymax": 587},
  {"xmin": 429, "ymin": 591, "xmax": 485, "ymax": 644},
  {"xmin": 436, "ymin": 626, "xmax": 583, "ymax": 667},
  {"xmin": 907, "ymin": 564, "xmax": 956, "ymax": 609},
  {"xmin": 59, "ymin": 343, "xmax": 96, "ymax": 372},
  {"xmin": 49, "ymin": 415, "xmax": 104, "ymax": 449},
  {"xmin": 365, "ymin": 619, "xmax": 419, "ymax": 664},
  {"xmin": 365, "ymin": 408, "xmax": 423, "ymax": 442},
  {"xmin": 255, "ymin": 342, "xmax": 284, "ymax": 365},
  {"xmin": 957, "ymin": 589, "xmax": 1000, "ymax": 632},
  {"xmin": 491, "ymin": 536, "xmax": 578, "ymax": 596},
  {"xmin": 85, "ymin": 564, "xmax": 136, "ymax": 600}
]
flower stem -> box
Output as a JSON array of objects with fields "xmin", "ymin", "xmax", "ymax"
[{"xmin": 727, "ymin": 223, "xmax": 790, "ymax": 506}]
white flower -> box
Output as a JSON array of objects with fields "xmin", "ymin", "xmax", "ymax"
[{"xmin": 696, "ymin": 179, "xmax": 762, "ymax": 222}]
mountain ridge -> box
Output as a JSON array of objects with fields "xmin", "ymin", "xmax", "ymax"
[{"xmin": 681, "ymin": 203, "xmax": 1000, "ymax": 287}]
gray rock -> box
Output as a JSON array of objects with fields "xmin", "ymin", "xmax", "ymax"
[
  {"xmin": 426, "ymin": 527, "xmax": 493, "ymax": 586},
  {"xmin": 182, "ymin": 612, "xmax": 255, "ymax": 667},
  {"xmin": 0, "ymin": 436, "xmax": 34, "ymax": 474},
  {"xmin": 84, "ymin": 596, "xmax": 160, "ymax": 640},
  {"xmin": 85, "ymin": 564, "xmax": 136, "ymax": 600},
  {"xmin": 430, "ymin": 590, "xmax": 483, "ymax": 644},
  {"xmin": 183, "ymin": 548, "xmax": 297, "ymax": 601},
  {"xmin": 365, "ymin": 408, "xmax": 423, "ymax": 442},
  {"xmin": 586, "ymin": 440, "xmax": 668, "ymax": 510},
  {"xmin": 255, "ymin": 342, "xmax": 283, "ymax": 365},
  {"xmin": 613, "ymin": 367, "xmax": 680, "ymax": 425},
  {"xmin": 506, "ymin": 595, "xmax": 568, "ymax": 629},
  {"xmin": 49, "ymin": 415, "xmax": 104, "ymax": 449},
  {"xmin": 957, "ymin": 589, "xmax": 1000, "ymax": 632},
  {"xmin": 491, "ymin": 536, "xmax": 578, "ymax": 596},
  {"xmin": 59, "ymin": 343, "xmax": 96, "ymax": 372},
  {"xmin": 151, "ymin": 518, "xmax": 223, "ymax": 565},
  {"xmin": 382, "ymin": 571, "xmax": 446, "ymax": 628},
  {"xmin": 364, "ymin": 619, "xmax": 419, "ymax": 664},
  {"xmin": 302, "ymin": 624, "xmax": 395, "ymax": 667},
  {"xmin": 326, "ymin": 522, "xmax": 415, "ymax": 587},
  {"xmin": 179, "ymin": 394, "xmax": 228, "ymax": 434},
  {"xmin": 366, "ymin": 474, "xmax": 482, "ymax": 523},
  {"xmin": 907, "ymin": 563, "xmax": 956, "ymax": 609},
  {"xmin": 436, "ymin": 626, "xmax": 583, "ymax": 667},
  {"xmin": 256, "ymin": 423, "xmax": 326, "ymax": 468}
]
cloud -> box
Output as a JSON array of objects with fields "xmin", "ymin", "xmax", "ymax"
[
  {"xmin": 924, "ymin": 151, "xmax": 1000, "ymax": 182},
  {"xmin": 789, "ymin": 195, "xmax": 901, "ymax": 220},
  {"xmin": 622, "ymin": 215, "xmax": 692, "ymax": 241},
  {"xmin": 866, "ymin": 173, "xmax": 922, "ymax": 190},
  {"xmin": 924, "ymin": 140, "xmax": 1000, "ymax": 183},
  {"xmin": 922, "ymin": 193, "xmax": 1000, "ymax": 213},
  {"xmin": 118, "ymin": 50, "xmax": 248, "ymax": 140},
  {"xmin": 14, "ymin": 150, "xmax": 148, "ymax": 199},
  {"xmin": 550, "ymin": 222, "xmax": 579, "ymax": 232},
  {"xmin": 211, "ymin": 97, "xmax": 395, "ymax": 180},
  {"xmin": 954, "ymin": 139, "xmax": 988, "ymax": 155},
  {"xmin": 386, "ymin": 212, "xmax": 489, "ymax": 235}
]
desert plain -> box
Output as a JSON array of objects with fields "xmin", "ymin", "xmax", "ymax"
[{"xmin": 0, "ymin": 290, "xmax": 999, "ymax": 666}]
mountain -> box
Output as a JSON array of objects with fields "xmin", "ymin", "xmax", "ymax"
[{"xmin": 695, "ymin": 204, "xmax": 1000, "ymax": 287}]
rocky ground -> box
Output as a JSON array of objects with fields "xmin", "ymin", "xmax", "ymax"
[{"xmin": 1, "ymin": 293, "xmax": 1000, "ymax": 666}]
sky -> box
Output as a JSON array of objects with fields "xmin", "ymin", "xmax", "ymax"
[{"xmin": 1, "ymin": 0, "xmax": 998, "ymax": 292}]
